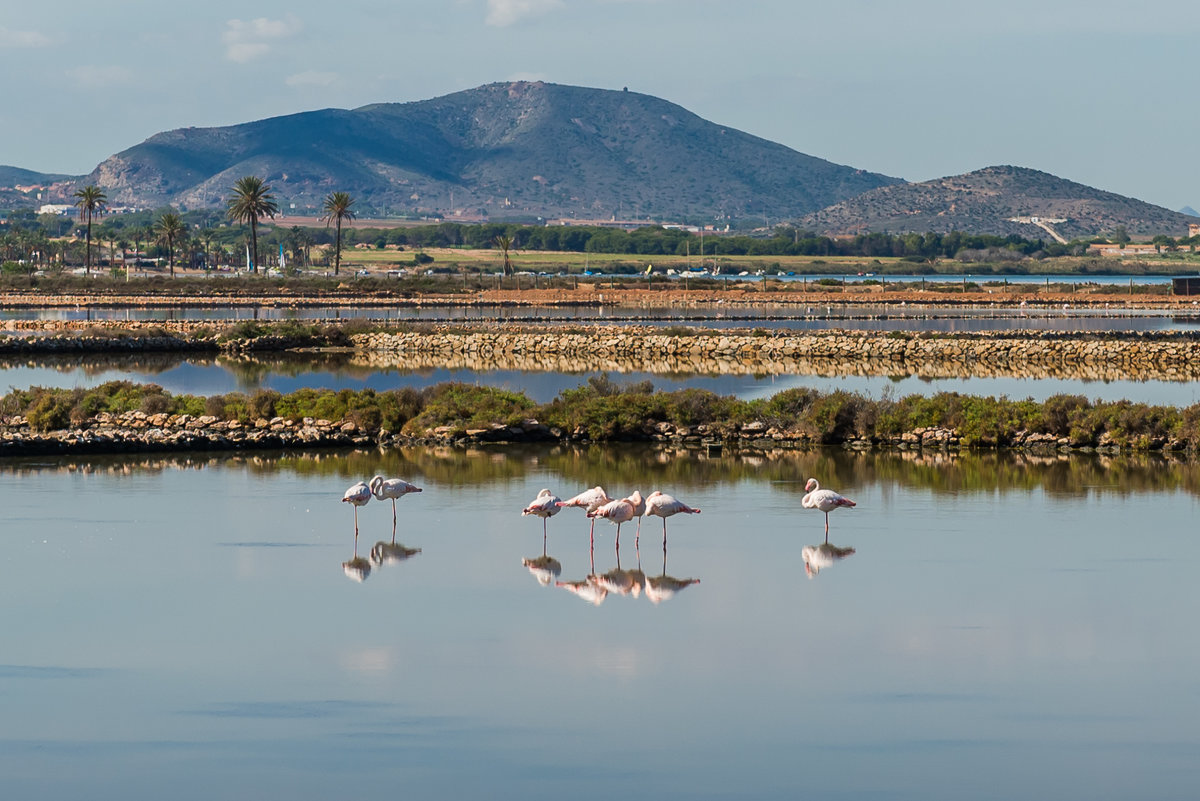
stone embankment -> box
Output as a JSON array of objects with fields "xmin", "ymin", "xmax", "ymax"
[
  {"xmin": 355, "ymin": 328, "xmax": 1200, "ymax": 383},
  {"xmin": 0, "ymin": 411, "xmax": 1167, "ymax": 458},
  {"xmin": 0, "ymin": 412, "xmax": 375, "ymax": 456}
]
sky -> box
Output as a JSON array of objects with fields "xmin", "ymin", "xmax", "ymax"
[{"xmin": 1, "ymin": 0, "xmax": 1198, "ymax": 211}]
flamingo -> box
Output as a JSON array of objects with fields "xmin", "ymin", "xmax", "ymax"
[
  {"xmin": 624, "ymin": 490, "xmax": 646, "ymax": 545},
  {"xmin": 801, "ymin": 478, "xmax": 856, "ymax": 539},
  {"xmin": 644, "ymin": 491, "xmax": 701, "ymax": 546},
  {"xmin": 342, "ymin": 480, "xmax": 372, "ymax": 541},
  {"xmin": 556, "ymin": 486, "xmax": 611, "ymax": 546},
  {"xmin": 588, "ymin": 497, "xmax": 637, "ymax": 549},
  {"xmin": 522, "ymin": 488, "xmax": 562, "ymax": 542},
  {"xmin": 369, "ymin": 475, "xmax": 422, "ymax": 534}
]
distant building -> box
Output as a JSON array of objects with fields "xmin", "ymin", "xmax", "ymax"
[
  {"xmin": 38, "ymin": 204, "xmax": 73, "ymax": 215},
  {"xmin": 1188, "ymin": 223, "xmax": 1200, "ymax": 238},
  {"xmin": 1172, "ymin": 276, "xmax": 1200, "ymax": 295}
]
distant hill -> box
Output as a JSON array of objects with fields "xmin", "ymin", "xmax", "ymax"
[
  {"xmin": 82, "ymin": 81, "xmax": 901, "ymax": 220},
  {"xmin": 799, "ymin": 166, "xmax": 1196, "ymax": 240},
  {"xmin": 1180, "ymin": 205, "xmax": 1198, "ymax": 217},
  {"xmin": 0, "ymin": 166, "xmax": 73, "ymax": 209}
]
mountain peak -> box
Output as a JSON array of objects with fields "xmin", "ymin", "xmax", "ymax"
[{"xmin": 81, "ymin": 82, "xmax": 900, "ymax": 219}]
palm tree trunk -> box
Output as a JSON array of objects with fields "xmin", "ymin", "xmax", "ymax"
[
  {"xmin": 334, "ymin": 220, "xmax": 342, "ymax": 276},
  {"xmin": 85, "ymin": 215, "xmax": 92, "ymax": 276},
  {"xmin": 250, "ymin": 219, "xmax": 258, "ymax": 274}
]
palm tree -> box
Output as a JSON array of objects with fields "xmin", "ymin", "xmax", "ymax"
[
  {"xmin": 493, "ymin": 233, "xmax": 514, "ymax": 276},
  {"xmin": 321, "ymin": 191, "xmax": 356, "ymax": 276},
  {"xmin": 72, "ymin": 185, "xmax": 107, "ymax": 275},
  {"xmin": 226, "ymin": 176, "xmax": 278, "ymax": 274},
  {"xmin": 154, "ymin": 211, "xmax": 186, "ymax": 278}
]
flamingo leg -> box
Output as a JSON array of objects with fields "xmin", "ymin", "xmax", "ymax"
[
  {"xmin": 635, "ymin": 516, "xmax": 642, "ymax": 547},
  {"xmin": 616, "ymin": 522, "xmax": 621, "ymax": 551},
  {"xmin": 391, "ymin": 499, "xmax": 398, "ymax": 544},
  {"xmin": 589, "ymin": 517, "xmax": 596, "ymax": 549}
]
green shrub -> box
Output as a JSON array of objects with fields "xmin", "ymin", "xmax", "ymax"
[{"xmin": 27, "ymin": 394, "xmax": 73, "ymax": 431}]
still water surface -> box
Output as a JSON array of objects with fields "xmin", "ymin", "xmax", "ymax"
[
  {"xmin": 4, "ymin": 352, "xmax": 1200, "ymax": 406},
  {"xmin": 1, "ymin": 446, "xmax": 1198, "ymax": 800}
]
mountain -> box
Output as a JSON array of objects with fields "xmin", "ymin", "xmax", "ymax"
[
  {"xmin": 1179, "ymin": 206, "xmax": 1198, "ymax": 217},
  {"xmin": 82, "ymin": 81, "xmax": 901, "ymax": 221},
  {"xmin": 799, "ymin": 166, "xmax": 1196, "ymax": 239}
]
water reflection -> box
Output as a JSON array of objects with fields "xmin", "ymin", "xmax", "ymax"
[
  {"xmin": 643, "ymin": 545, "xmax": 700, "ymax": 604},
  {"xmin": 522, "ymin": 554, "xmax": 562, "ymax": 587},
  {"xmin": 7, "ymin": 444, "xmax": 1200, "ymax": 500},
  {"xmin": 802, "ymin": 543, "xmax": 857, "ymax": 578},
  {"xmin": 5, "ymin": 349, "xmax": 1200, "ymax": 407},
  {"xmin": 370, "ymin": 541, "xmax": 422, "ymax": 567}
]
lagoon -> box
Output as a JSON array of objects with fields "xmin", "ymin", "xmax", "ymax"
[{"xmin": 1, "ymin": 446, "xmax": 1198, "ymax": 800}]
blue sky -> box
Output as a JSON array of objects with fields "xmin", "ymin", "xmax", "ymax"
[{"xmin": 2, "ymin": 0, "xmax": 1197, "ymax": 211}]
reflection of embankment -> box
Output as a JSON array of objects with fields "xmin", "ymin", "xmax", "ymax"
[
  {"xmin": 8, "ymin": 444, "xmax": 1200, "ymax": 500},
  {"xmin": 354, "ymin": 330, "xmax": 1200, "ymax": 383}
]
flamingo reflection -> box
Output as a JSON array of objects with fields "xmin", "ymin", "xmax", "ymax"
[
  {"xmin": 555, "ymin": 576, "xmax": 608, "ymax": 606},
  {"xmin": 522, "ymin": 525, "xmax": 563, "ymax": 587},
  {"xmin": 371, "ymin": 541, "xmax": 422, "ymax": 567},
  {"xmin": 643, "ymin": 543, "xmax": 699, "ymax": 605},
  {"xmin": 802, "ymin": 543, "xmax": 856, "ymax": 578},
  {"xmin": 596, "ymin": 549, "xmax": 645, "ymax": 598},
  {"xmin": 523, "ymin": 555, "xmax": 563, "ymax": 586}
]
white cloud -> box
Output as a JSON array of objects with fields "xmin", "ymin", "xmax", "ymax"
[
  {"xmin": 66, "ymin": 65, "xmax": 133, "ymax": 88},
  {"xmin": 222, "ymin": 15, "xmax": 302, "ymax": 63},
  {"xmin": 485, "ymin": 0, "xmax": 563, "ymax": 27},
  {"xmin": 0, "ymin": 26, "xmax": 51, "ymax": 48},
  {"xmin": 286, "ymin": 70, "xmax": 337, "ymax": 88}
]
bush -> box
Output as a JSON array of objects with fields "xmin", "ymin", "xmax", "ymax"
[{"xmin": 27, "ymin": 394, "xmax": 73, "ymax": 431}]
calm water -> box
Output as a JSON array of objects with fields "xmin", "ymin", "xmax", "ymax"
[
  {"xmin": 4, "ymin": 352, "xmax": 1200, "ymax": 407},
  {"xmin": 1, "ymin": 446, "xmax": 1199, "ymax": 800}
]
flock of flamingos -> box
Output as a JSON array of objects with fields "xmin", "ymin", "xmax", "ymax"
[{"xmin": 339, "ymin": 474, "xmax": 858, "ymax": 595}]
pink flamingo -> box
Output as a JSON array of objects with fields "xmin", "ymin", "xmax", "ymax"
[
  {"xmin": 624, "ymin": 490, "xmax": 646, "ymax": 544},
  {"xmin": 522, "ymin": 488, "xmax": 562, "ymax": 542},
  {"xmin": 644, "ymin": 491, "xmax": 701, "ymax": 546},
  {"xmin": 342, "ymin": 480, "xmax": 372, "ymax": 541},
  {"xmin": 588, "ymin": 497, "xmax": 637, "ymax": 549},
  {"xmin": 556, "ymin": 486, "xmax": 611, "ymax": 546},
  {"xmin": 370, "ymin": 475, "xmax": 422, "ymax": 536},
  {"xmin": 802, "ymin": 478, "xmax": 856, "ymax": 539}
]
